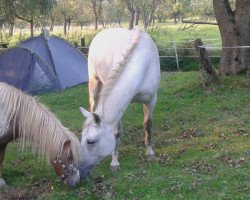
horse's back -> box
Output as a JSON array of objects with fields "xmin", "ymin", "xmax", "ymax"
[{"xmin": 88, "ymin": 28, "xmax": 160, "ymax": 85}]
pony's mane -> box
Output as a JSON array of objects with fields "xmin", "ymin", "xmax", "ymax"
[
  {"xmin": 97, "ymin": 27, "xmax": 141, "ymax": 109},
  {"xmin": 0, "ymin": 83, "xmax": 81, "ymax": 165}
]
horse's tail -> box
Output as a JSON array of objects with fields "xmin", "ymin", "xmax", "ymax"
[{"xmin": 100, "ymin": 27, "xmax": 141, "ymax": 101}]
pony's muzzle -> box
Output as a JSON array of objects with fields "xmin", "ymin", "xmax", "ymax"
[{"xmin": 63, "ymin": 170, "xmax": 80, "ymax": 187}]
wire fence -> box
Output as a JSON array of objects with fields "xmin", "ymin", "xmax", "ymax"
[{"xmin": 77, "ymin": 39, "xmax": 223, "ymax": 71}]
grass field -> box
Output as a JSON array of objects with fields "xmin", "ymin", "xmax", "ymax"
[{"xmin": 0, "ymin": 71, "xmax": 249, "ymax": 199}]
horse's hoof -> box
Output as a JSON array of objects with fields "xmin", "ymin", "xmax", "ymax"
[
  {"xmin": 110, "ymin": 165, "xmax": 120, "ymax": 172},
  {"xmin": 146, "ymin": 154, "xmax": 156, "ymax": 160}
]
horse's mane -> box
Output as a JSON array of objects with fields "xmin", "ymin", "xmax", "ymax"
[
  {"xmin": 97, "ymin": 27, "xmax": 141, "ymax": 109},
  {"xmin": 0, "ymin": 83, "xmax": 81, "ymax": 165}
]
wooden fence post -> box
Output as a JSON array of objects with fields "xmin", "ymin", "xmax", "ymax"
[
  {"xmin": 173, "ymin": 40, "xmax": 180, "ymax": 71},
  {"xmin": 81, "ymin": 38, "xmax": 86, "ymax": 47},
  {"xmin": 194, "ymin": 38, "xmax": 219, "ymax": 82},
  {"xmin": 79, "ymin": 37, "xmax": 89, "ymax": 55}
]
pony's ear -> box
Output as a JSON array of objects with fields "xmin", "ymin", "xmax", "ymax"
[
  {"xmin": 79, "ymin": 107, "xmax": 91, "ymax": 118},
  {"xmin": 63, "ymin": 140, "xmax": 71, "ymax": 154},
  {"xmin": 64, "ymin": 140, "xmax": 71, "ymax": 147},
  {"xmin": 93, "ymin": 113, "xmax": 101, "ymax": 125}
]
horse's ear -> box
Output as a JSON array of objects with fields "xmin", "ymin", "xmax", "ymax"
[
  {"xmin": 64, "ymin": 140, "xmax": 71, "ymax": 147},
  {"xmin": 79, "ymin": 107, "xmax": 91, "ymax": 118},
  {"xmin": 63, "ymin": 140, "xmax": 71, "ymax": 154},
  {"xmin": 93, "ymin": 113, "xmax": 101, "ymax": 125}
]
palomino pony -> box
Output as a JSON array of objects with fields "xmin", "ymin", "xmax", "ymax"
[
  {"xmin": 79, "ymin": 27, "xmax": 160, "ymax": 179},
  {"xmin": 0, "ymin": 82, "xmax": 81, "ymax": 187}
]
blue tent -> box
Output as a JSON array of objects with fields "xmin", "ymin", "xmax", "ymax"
[{"xmin": 0, "ymin": 35, "xmax": 88, "ymax": 94}]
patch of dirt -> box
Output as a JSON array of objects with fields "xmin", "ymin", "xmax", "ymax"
[
  {"xmin": 183, "ymin": 161, "xmax": 214, "ymax": 175},
  {"xmin": 218, "ymin": 154, "xmax": 245, "ymax": 168},
  {"xmin": 204, "ymin": 143, "xmax": 216, "ymax": 150},
  {"xmin": 234, "ymin": 128, "xmax": 248, "ymax": 137},
  {"xmin": 92, "ymin": 177, "xmax": 116, "ymax": 200},
  {"xmin": 155, "ymin": 153, "xmax": 171, "ymax": 165},
  {"xmin": 179, "ymin": 129, "xmax": 205, "ymax": 139},
  {"xmin": 0, "ymin": 178, "xmax": 52, "ymax": 200},
  {"xmin": 203, "ymin": 88, "xmax": 216, "ymax": 96}
]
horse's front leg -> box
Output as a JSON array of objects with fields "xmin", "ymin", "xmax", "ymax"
[
  {"xmin": 110, "ymin": 119, "xmax": 123, "ymax": 171},
  {"xmin": 143, "ymin": 94, "xmax": 157, "ymax": 159},
  {"xmin": 0, "ymin": 144, "xmax": 8, "ymax": 188}
]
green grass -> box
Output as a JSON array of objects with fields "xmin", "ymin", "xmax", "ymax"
[{"xmin": 1, "ymin": 72, "xmax": 249, "ymax": 199}]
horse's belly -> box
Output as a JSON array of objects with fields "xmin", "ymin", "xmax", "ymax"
[{"xmin": 131, "ymin": 93, "xmax": 151, "ymax": 103}]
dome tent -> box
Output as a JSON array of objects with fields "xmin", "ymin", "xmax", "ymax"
[{"xmin": 0, "ymin": 35, "xmax": 88, "ymax": 94}]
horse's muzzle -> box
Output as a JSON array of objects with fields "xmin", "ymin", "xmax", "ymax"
[{"xmin": 63, "ymin": 170, "xmax": 80, "ymax": 187}]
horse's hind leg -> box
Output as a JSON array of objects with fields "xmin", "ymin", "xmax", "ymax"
[
  {"xmin": 110, "ymin": 119, "xmax": 123, "ymax": 171},
  {"xmin": 143, "ymin": 94, "xmax": 157, "ymax": 159},
  {"xmin": 89, "ymin": 77, "xmax": 102, "ymax": 112},
  {"xmin": 0, "ymin": 144, "xmax": 8, "ymax": 188}
]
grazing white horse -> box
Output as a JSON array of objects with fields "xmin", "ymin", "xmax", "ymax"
[{"xmin": 79, "ymin": 27, "xmax": 160, "ymax": 179}]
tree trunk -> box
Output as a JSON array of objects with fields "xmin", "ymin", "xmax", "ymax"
[
  {"xmin": 67, "ymin": 20, "xmax": 71, "ymax": 32},
  {"xmin": 128, "ymin": 10, "xmax": 135, "ymax": 30},
  {"xmin": 174, "ymin": 14, "xmax": 177, "ymax": 24},
  {"xmin": 94, "ymin": 16, "xmax": 98, "ymax": 31},
  {"xmin": 213, "ymin": 0, "xmax": 250, "ymax": 75},
  {"xmin": 49, "ymin": 18, "xmax": 54, "ymax": 32},
  {"xmin": 142, "ymin": 9, "xmax": 147, "ymax": 29},
  {"xmin": 63, "ymin": 18, "xmax": 67, "ymax": 35},
  {"xmin": 134, "ymin": 10, "xmax": 140, "ymax": 26},
  {"xmin": 30, "ymin": 18, "xmax": 34, "ymax": 37},
  {"xmin": 9, "ymin": 21, "xmax": 14, "ymax": 36}
]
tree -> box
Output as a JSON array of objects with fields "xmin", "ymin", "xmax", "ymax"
[
  {"xmin": 1, "ymin": 0, "xmax": 16, "ymax": 36},
  {"xmin": 9, "ymin": 0, "xmax": 54, "ymax": 37},
  {"xmin": 82, "ymin": 0, "xmax": 103, "ymax": 31},
  {"xmin": 213, "ymin": 0, "xmax": 250, "ymax": 75},
  {"xmin": 57, "ymin": 0, "xmax": 78, "ymax": 35},
  {"xmin": 140, "ymin": 0, "xmax": 160, "ymax": 29},
  {"xmin": 109, "ymin": 0, "xmax": 125, "ymax": 26},
  {"xmin": 121, "ymin": 0, "xmax": 136, "ymax": 29},
  {"xmin": 191, "ymin": 0, "xmax": 214, "ymax": 21},
  {"xmin": 75, "ymin": 3, "xmax": 92, "ymax": 29},
  {"xmin": 157, "ymin": 0, "xmax": 192, "ymax": 24}
]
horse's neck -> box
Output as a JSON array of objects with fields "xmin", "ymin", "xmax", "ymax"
[
  {"xmin": 96, "ymin": 65, "xmax": 144, "ymax": 125},
  {"xmin": 96, "ymin": 89, "xmax": 131, "ymax": 125}
]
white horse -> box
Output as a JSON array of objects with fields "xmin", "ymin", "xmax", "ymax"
[{"xmin": 79, "ymin": 27, "xmax": 160, "ymax": 179}]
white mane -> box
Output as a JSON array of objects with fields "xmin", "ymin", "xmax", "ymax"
[
  {"xmin": 0, "ymin": 83, "xmax": 81, "ymax": 165},
  {"xmin": 97, "ymin": 27, "xmax": 141, "ymax": 108}
]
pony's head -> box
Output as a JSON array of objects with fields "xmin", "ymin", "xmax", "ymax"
[
  {"xmin": 79, "ymin": 107, "xmax": 116, "ymax": 179},
  {"xmin": 51, "ymin": 140, "xmax": 80, "ymax": 186}
]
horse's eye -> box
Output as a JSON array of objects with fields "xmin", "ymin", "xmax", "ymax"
[{"xmin": 87, "ymin": 140, "xmax": 95, "ymax": 145}]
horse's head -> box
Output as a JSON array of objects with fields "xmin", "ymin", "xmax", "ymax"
[
  {"xmin": 51, "ymin": 140, "xmax": 80, "ymax": 186},
  {"xmin": 79, "ymin": 107, "xmax": 116, "ymax": 179}
]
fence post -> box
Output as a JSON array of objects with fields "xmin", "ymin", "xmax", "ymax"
[
  {"xmin": 194, "ymin": 38, "xmax": 219, "ymax": 82},
  {"xmin": 81, "ymin": 38, "xmax": 86, "ymax": 47},
  {"xmin": 173, "ymin": 40, "xmax": 180, "ymax": 71}
]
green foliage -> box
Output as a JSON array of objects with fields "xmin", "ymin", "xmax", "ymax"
[{"xmin": 1, "ymin": 72, "xmax": 250, "ymax": 199}]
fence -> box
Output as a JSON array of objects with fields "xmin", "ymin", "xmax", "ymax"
[{"xmin": 77, "ymin": 38, "xmax": 223, "ymax": 71}]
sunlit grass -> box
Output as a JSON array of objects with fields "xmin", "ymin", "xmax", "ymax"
[{"xmin": 1, "ymin": 72, "xmax": 249, "ymax": 199}]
